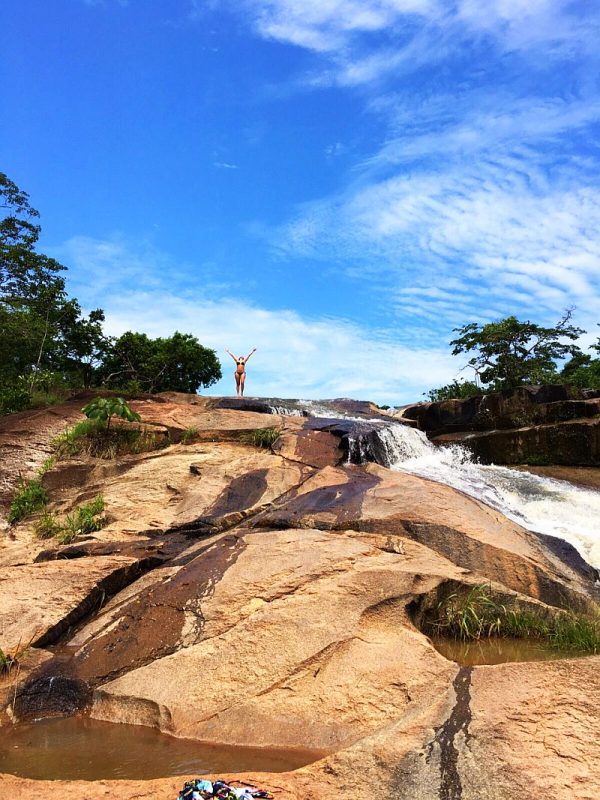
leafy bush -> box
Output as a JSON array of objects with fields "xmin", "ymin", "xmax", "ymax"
[
  {"xmin": 81, "ymin": 397, "xmax": 141, "ymax": 430},
  {"xmin": 0, "ymin": 385, "xmax": 31, "ymax": 415},
  {"xmin": 425, "ymin": 379, "xmax": 484, "ymax": 402},
  {"xmin": 240, "ymin": 428, "xmax": 281, "ymax": 449},
  {"xmin": 426, "ymin": 583, "xmax": 600, "ymax": 654},
  {"xmin": 8, "ymin": 478, "xmax": 48, "ymax": 524}
]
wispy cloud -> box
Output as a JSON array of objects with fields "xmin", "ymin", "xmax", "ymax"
[
  {"xmin": 273, "ymin": 150, "xmax": 600, "ymax": 335},
  {"xmin": 225, "ymin": 2, "xmax": 600, "ymax": 340},
  {"xmin": 213, "ymin": 161, "xmax": 239, "ymax": 169},
  {"xmin": 232, "ymin": 0, "xmax": 599, "ymax": 86}
]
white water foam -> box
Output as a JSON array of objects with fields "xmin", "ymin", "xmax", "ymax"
[{"xmin": 378, "ymin": 424, "xmax": 600, "ymax": 570}]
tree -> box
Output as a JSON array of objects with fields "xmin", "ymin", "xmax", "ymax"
[
  {"xmin": 450, "ymin": 312, "xmax": 585, "ymax": 389},
  {"xmin": 1, "ymin": 172, "xmax": 107, "ymax": 393},
  {"xmin": 100, "ymin": 331, "xmax": 222, "ymax": 393},
  {"xmin": 559, "ymin": 325, "xmax": 600, "ymax": 390}
]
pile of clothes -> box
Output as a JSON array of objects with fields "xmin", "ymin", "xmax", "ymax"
[{"xmin": 177, "ymin": 779, "xmax": 273, "ymax": 800}]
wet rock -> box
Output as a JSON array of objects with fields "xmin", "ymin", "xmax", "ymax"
[
  {"xmin": 12, "ymin": 675, "xmax": 91, "ymax": 721},
  {"xmin": 401, "ymin": 385, "xmax": 592, "ymax": 437},
  {"xmin": 272, "ymin": 429, "xmax": 343, "ymax": 468},
  {"xmin": 251, "ymin": 463, "xmax": 596, "ymax": 610},
  {"xmin": 434, "ymin": 418, "xmax": 600, "ymax": 466}
]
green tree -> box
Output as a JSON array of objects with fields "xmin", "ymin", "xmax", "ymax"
[
  {"xmin": 450, "ymin": 312, "xmax": 585, "ymax": 389},
  {"xmin": 1, "ymin": 172, "xmax": 107, "ymax": 394},
  {"xmin": 101, "ymin": 331, "xmax": 221, "ymax": 393},
  {"xmin": 559, "ymin": 326, "xmax": 600, "ymax": 390}
]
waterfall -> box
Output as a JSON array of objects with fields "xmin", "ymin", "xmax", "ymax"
[{"xmin": 367, "ymin": 423, "xmax": 600, "ymax": 571}]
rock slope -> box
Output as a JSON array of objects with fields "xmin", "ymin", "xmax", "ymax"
[{"xmin": 1, "ymin": 393, "xmax": 599, "ymax": 800}]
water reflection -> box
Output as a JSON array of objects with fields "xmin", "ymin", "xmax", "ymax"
[{"xmin": 430, "ymin": 635, "xmax": 587, "ymax": 666}]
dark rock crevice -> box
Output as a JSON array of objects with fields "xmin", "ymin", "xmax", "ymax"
[{"xmin": 425, "ymin": 666, "xmax": 473, "ymax": 800}]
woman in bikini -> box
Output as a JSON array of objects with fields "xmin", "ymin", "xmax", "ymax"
[{"xmin": 225, "ymin": 348, "xmax": 256, "ymax": 397}]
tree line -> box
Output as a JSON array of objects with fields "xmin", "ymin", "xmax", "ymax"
[
  {"xmin": 428, "ymin": 311, "xmax": 600, "ymax": 401},
  {"xmin": 0, "ymin": 172, "xmax": 221, "ymax": 414}
]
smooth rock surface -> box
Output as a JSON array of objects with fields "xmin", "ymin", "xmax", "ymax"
[{"xmin": 1, "ymin": 393, "xmax": 600, "ymax": 800}]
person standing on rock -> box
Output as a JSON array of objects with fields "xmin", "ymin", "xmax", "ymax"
[{"xmin": 225, "ymin": 348, "xmax": 256, "ymax": 397}]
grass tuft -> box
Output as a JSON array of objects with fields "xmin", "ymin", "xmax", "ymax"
[
  {"xmin": 8, "ymin": 478, "xmax": 48, "ymax": 524},
  {"xmin": 34, "ymin": 495, "xmax": 106, "ymax": 545},
  {"xmin": 426, "ymin": 583, "xmax": 600, "ymax": 654},
  {"xmin": 34, "ymin": 510, "xmax": 64, "ymax": 540},
  {"xmin": 181, "ymin": 426, "xmax": 200, "ymax": 444},
  {"xmin": 240, "ymin": 427, "xmax": 281, "ymax": 449},
  {"xmin": 52, "ymin": 420, "xmax": 165, "ymax": 460}
]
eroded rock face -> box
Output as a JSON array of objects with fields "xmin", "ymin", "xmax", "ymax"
[
  {"xmin": 434, "ymin": 418, "xmax": 600, "ymax": 466},
  {"xmin": 401, "ymin": 385, "xmax": 600, "ymax": 466},
  {"xmin": 1, "ymin": 393, "xmax": 600, "ymax": 800}
]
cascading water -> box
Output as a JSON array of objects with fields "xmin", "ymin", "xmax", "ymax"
[
  {"xmin": 373, "ymin": 423, "xmax": 600, "ymax": 571},
  {"xmin": 240, "ymin": 396, "xmax": 600, "ymax": 570}
]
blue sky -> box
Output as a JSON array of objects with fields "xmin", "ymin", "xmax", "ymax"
[{"xmin": 2, "ymin": 0, "xmax": 599, "ymax": 403}]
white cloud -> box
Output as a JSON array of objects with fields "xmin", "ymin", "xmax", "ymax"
[
  {"xmin": 102, "ymin": 290, "xmax": 458, "ymax": 403},
  {"xmin": 53, "ymin": 235, "xmax": 459, "ymax": 404},
  {"xmin": 247, "ymin": 0, "xmax": 440, "ymax": 53}
]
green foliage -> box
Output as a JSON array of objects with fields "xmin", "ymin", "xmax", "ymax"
[
  {"xmin": 0, "ymin": 634, "xmax": 35, "ymax": 677},
  {"xmin": 61, "ymin": 495, "xmax": 106, "ymax": 543},
  {"xmin": 81, "ymin": 396, "xmax": 141, "ymax": 430},
  {"xmin": 181, "ymin": 426, "xmax": 200, "ymax": 444},
  {"xmin": 34, "ymin": 510, "xmax": 64, "ymax": 540},
  {"xmin": 8, "ymin": 478, "xmax": 48, "ymax": 524},
  {"xmin": 450, "ymin": 311, "xmax": 585, "ymax": 389},
  {"xmin": 428, "ymin": 584, "xmax": 600, "ymax": 654},
  {"xmin": 240, "ymin": 427, "xmax": 281, "ymax": 448},
  {"xmin": 99, "ymin": 330, "xmax": 222, "ymax": 394},
  {"xmin": 0, "ymin": 384, "xmax": 30, "ymax": 415},
  {"xmin": 560, "ymin": 349, "xmax": 600, "ymax": 390},
  {"xmin": 34, "ymin": 495, "xmax": 106, "ymax": 544},
  {"xmin": 51, "ymin": 419, "xmax": 102, "ymax": 457},
  {"xmin": 0, "ymin": 646, "xmax": 13, "ymax": 675},
  {"xmin": 1, "ymin": 174, "xmax": 219, "ymax": 415},
  {"xmin": 425, "ymin": 379, "xmax": 484, "ymax": 402}
]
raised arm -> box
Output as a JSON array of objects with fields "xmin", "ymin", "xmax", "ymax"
[
  {"xmin": 225, "ymin": 349, "xmax": 238, "ymax": 363},
  {"xmin": 244, "ymin": 347, "xmax": 257, "ymax": 362}
]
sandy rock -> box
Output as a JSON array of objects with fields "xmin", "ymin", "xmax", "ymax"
[
  {"xmin": 251, "ymin": 463, "xmax": 594, "ymax": 607},
  {"xmin": 88, "ymin": 529, "xmax": 458, "ymax": 751},
  {"xmin": 0, "ymin": 556, "xmax": 144, "ymax": 652},
  {"xmin": 2, "ymin": 395, "xmax": 600, "ymax": 800},
  {"xmin": 462, "ymin": 658, "xmax": 600, "ymax": 799}
]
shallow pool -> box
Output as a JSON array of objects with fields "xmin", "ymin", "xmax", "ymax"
[
  {"xmin": 430, "ymin": 635, "xmax": 588, "ymax": 666},
  {"xmin": 0, "ymin": 716, "xmax": 325, "ymax": 780}
]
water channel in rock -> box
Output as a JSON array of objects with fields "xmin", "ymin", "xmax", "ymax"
[
  {"xmin": 0, "ymin": 717, "xmax": 326, "ymax": 780},
  {"xmin": 430, "ymin": 635, "xmax": 589, "ymax": 666}
]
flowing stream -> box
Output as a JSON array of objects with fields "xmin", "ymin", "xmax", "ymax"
[{"xmin": 359, "ymin": 422, "xmax": 600, "ymax": 571}]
